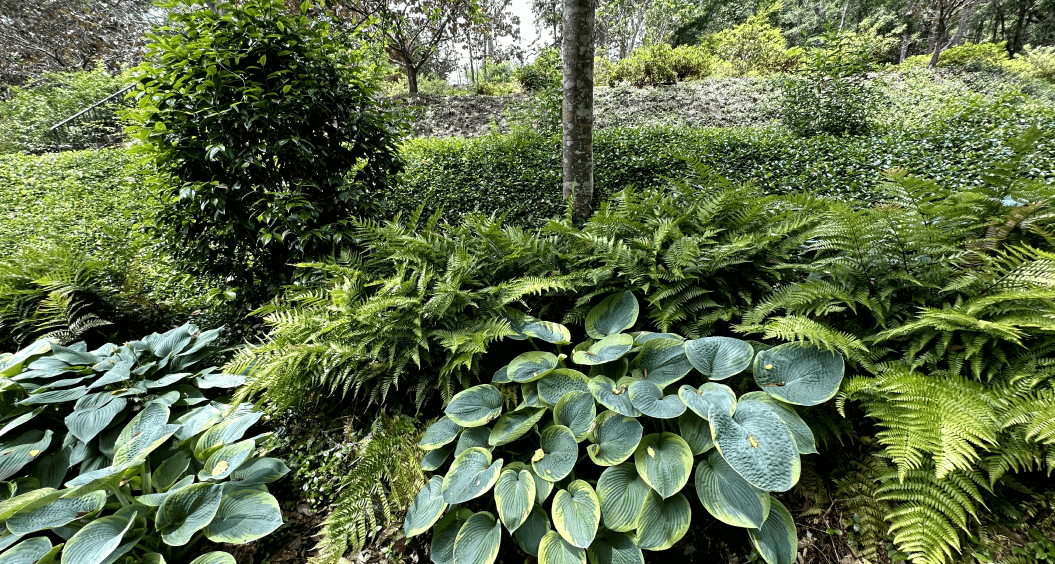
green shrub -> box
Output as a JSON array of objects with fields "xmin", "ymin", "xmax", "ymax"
[
  {"xmin": 902, "ymin": 41, "xmax": 1009, "ymax": 70},
  {"xmin": 0, "ymin": 323, "xmax": 288, "ymax": 564},
  {"xmin": 607, "ymin": 44, "xmax": 712, "ymax": 87},
  {"xmin": 515, "ymin": 48, "xmax": 562, "ymax": 93},
  {"xmin": 126, "ymin": 0, "xmax": 404, "ymax": 306},
  {"xmin": 706, "ymin": 4, "xmax": 800, "ymax": 76},
  {"xmin": 1006, "ymin": 45, "xmax": 1055, "ymax": 82},
  {"xmin": 382, "ymin": 73, "xmax": 453, "ymax": 96}
]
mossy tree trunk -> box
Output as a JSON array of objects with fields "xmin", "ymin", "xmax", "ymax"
[{"xmin": 562, "ymin": 0, "xmax": 595, "ymax": 220}]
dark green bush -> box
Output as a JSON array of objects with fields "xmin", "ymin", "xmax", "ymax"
[
  {"xmin": 606, "ymin": 44, "xmax": 712, "ymax": 87},
  {"xmin": 515, "ymin": 47, "xmax": 562, "ymax": 92}
]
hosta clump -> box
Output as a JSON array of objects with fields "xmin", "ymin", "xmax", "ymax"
[
  {"xmin": 0, "ymin": 323, "xmax": 288, "ymax": 564},
  {"xmin": 404, "ymin": 292, "xmax": 845, "ymax": 564}
]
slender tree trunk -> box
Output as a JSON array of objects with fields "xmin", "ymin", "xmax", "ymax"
[
  {"xmin": 839, "ymin": 0, "xmax": 851, "ymax": 32},
  {"xmin": 929, "ymin": 4, "xmax": 949, "ymax": 68},
  {"xmin": 562, "ymin": 0, "xmax": 595, "ymax": 220},
  {"xmin": 949, "ymin": 3, "xmax": 974, "ymax": 45},
  {"xmin": 407, "ymin": 63, "xmax": 420, "ymax": 94},
  {"xmin": 899, "ymin": 0, "xmax": 914, "ymax": 63}
]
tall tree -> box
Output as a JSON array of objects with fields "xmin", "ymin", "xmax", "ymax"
[
  {"xmin": 925, "ymin": 0, "xmax": 976, "ymax": 66},
  {"xmin": 562, "ymin": 0, "xmax": 594, "ymax": 219},
  {"xmin": 533, "ymin": 0, "xmax": 563, "ymax": 46}
]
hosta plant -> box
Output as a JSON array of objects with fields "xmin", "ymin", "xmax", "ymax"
[
  {"xmin": 0, "ymin": 323, "xmax": 288, "ymax": 564},
  {"xmin": 403, "ymin": 291, "xmax": 845, "ymax": 564}
]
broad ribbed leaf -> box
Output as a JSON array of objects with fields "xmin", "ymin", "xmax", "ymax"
[
  {"xmin": 420, "ymin": 417, "xmax": 461, "ymax": 450},
  {"xmin": 154, "ymin": 452, "xmax": 192, "ymax": 491},
  {"xmin": 709, "ymin": 403, "xmax": 799, "ymax": 492},
  {"xmin": 634, "ymin": 433, "xmax": 692, "ymax": 499},
  {"xmin": 538, "ymin": 531, "xmax": 586, "ymax": 564},
  {"xmin": 19, "ymin": 387, "xmax": 87, "ymax": 405},
  {"xmin": 65, "ymin": 394, "xmax": 127, "ymax": 444},
  {"xmin": 421, "ymin": 444, "xmax": 455, "ymax": 472},
  {"xmin": 173, "ymin": 404, "xmax": 223, "ymax": 442},
  {"xmin": 587, "ymin": 411, "xmax": 643, "ymax": 467},
  {"xmin": 187, "ymin": 553, "xmax": 235, "ymax": 564},
  {"xmin": 0, "ymin": 341, "xmax": 51, "ymax": 378},
  {"xmin": 441, "ymin": 447, "xmax": 502, "ymax": 505},
  {"xmin": 229, "ymin": 457, "xmax": 289, "ymax": 487},
  {"xmin": 444, "ymin": 385, "xmax": 503, "ymax": 428},
  {"xmin": 753, "ymin": 344, "xmax": 844, "ymax": 406},
  {"xmin": 551, "ymin": 480, "xmax": 600, "ymax": 548},
  {"xmin": 588, "ymin": 357, "xmax": 628, "ymax": 381},
  {"xmin": 0, "ymin": 537, "xmax": 52, "ymax": 564},
  {"xmin": 193, "ymin": 412, "xmax": 263, "ymax": 461},
  {"xmin": 537, "ymin": 369, "xmax": 591, "ymax": 405},
  {"xmin": 489, "ymin": 407, "xmax": 546, "ymax": 447},
  {"xmin": 454, "ymin": 427, "xmax": 492, "ymax": 457},
  {"xmin": 490, "ymin": 366, "xmax": 509, "ymax": 384},
  {"xmin": 695, "ymin": 451, "xmax": 771, "ymax": 529},
  {"xmin": 596, "ymin": 463, "xmax": 650, "ymax": 532},
  {"xmin": 203, "ymin": 489, "xmax": 283, "ymax": 544},
  {"xmin": 431, "ymin": 508, "xmax": 472, "ymax": 564},
  {"xmin": 508, "ymin": 462, "xmax": 552, "ymax": 504},
  {"xmin": 0, "ymin": 430, "xmax": 52, "ymax": 482},
  {"xmin": 587, "ymin": 529, "xmax": 644, "ymax": 564},
  {"xmin": 572, "ymin": 334, "xmax": 634, "ymax": 366},
  {"xmin": 86, "ymin": 361, "xmax": 132, "ymax": 391},
  {"xmin": 199, "ymin": 439, "xmax": 255, "ymax": 481},
  {"xmin": 0, "ymin": 410, "xmax": 40, "ymax": 441},
  {"xmin": 452, "ymin": 511, "xmax": 501, "ymax": 564},
  {"xmin": 505, "ymin": 310, "xmax": 572, "ymax": 345},
  {"xmin": 737, "ymin": 393, "xmax": 817, "ymax": 455},
  {"xmin": 494, "ymin": 468, "xmax": 535, "ymax": 532},
  {"xmin": 585, "ymin": 292, "xmax": 639, "ymax": 339},
  {"xmin": 678, "ymin": 383, "xmax": 736, "ymax": 420},
  {"xmin": 156, "ymin": 483, "xmax": 223, "ymax": 546},
  {"xmin": 113, "ymin": 402, "xmax": 180, "ymax": 466},
  {"xmin": 588, "ymin": 376, "xmax": 641, "ymax": 417},
  {"xmin": 5, "ymin": 490, "xmax": 106, "ymax": 535},
  {"xmin": 628, "ymin": 381, "xmax": 685, "ymax": 419},
  {"xmin": 683, "ymin": 337, "xmax": 754, "ymax": 380},
  {"xmin": 633, "ymin": 338, "xmax": 693, "ymax": 388},
  {"xmin": 748, "ymin": 499, "xmax": 797, "ymax": 564},
  {"xmin": 677, "ymin": 412, "xmax": 714, "ymax": 455},
  {"xmin": 531, "ymin": 426, "xmax": 577, "ymax": 482},
  {"xmin": 554, "ymin": 391, "xmax": 596, "ymax": 441},
  {"xmin": 507, "ymin": 352, "xmax": 559, "ymax": 383},
  {"xmin": 513, "ymin": 505, "xmax": 550, "ymax": 557},
  {"xmin": 636, "ymin": 491, "xmax": 691, "ymax": 551},
  {"xmin": 63, "ymin": 513, "xmax": 135, "ymax": 564}
]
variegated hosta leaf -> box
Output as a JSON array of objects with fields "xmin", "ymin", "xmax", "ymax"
[
  {"xmin": 0, "ymin": 430, "xmax": 52, "ymax": 482},
  {"xmin": 494, "ymin": 468, "xmax": 536, "ymax": 532},
  {"xmin": 636, "ymin": 491, "xmax": 691, "ymax": 551},
  {"xmin": 585, "ymin": 291, "xmax": 639, "ymax": 339},
  {"xmin": 551, "ymin": 480, "xmax": 600, "ymax": 548},
  {"xmin": 588, "ymin": 376, "xmax": 641, "ymax": 418},
  {"xmin": 228, "ymin": 457, "xmax": 289, "ymax": 487},
  {"xmin": 421, "ymin": 444, "xmax": 455, "ymax": 472},
  {"xmin": 63, "ymin": 512, "xmax": 136, "ymax": 564},
  {"xmin": 0, "ymin": 537, "xmax": 56, "ymax": 564},
  {"xmin": 709, "ymin": 403, "xmax": 799, "ymax": 492},
  {"xmin": 507, "ymin": 352, "xmax": 560, "ymax": 383},
  {"xmin": 404, "ymin": 476, "xmax": 447, "ymax": 538},
  {"xmin": 199, "ymin": 439, "xmax": 255, "ymax": 481},
  {"xmin": 537, "ymin": 369, "xmax": 591, "ymax": 406},
  {"xmin": 538, "ymin": 531, "xmax": 586, "ymax": 564},
  {"xmin": 155, "ymin": 483, "xmax": 223, "ymax": 545},
  {"xmin": 531, "ymin": 425, "xmax": 577, "ymax": 483},
  {"xmin": 513, "ymin": 504, "xmax": 551, "ymax": 557},
  {"xmin": 586, "ymin": 411, "xmax": 643, "ymax": 467},
  {"xmin": 753, "ymin": 344, "xmax": 845, "ymax": 407},
  {"xmin": 628, "ymin": 380, "xmax": 686, "ymax": 419},
  {"xmin": 695, "ymin": 451, "xmax": 771, "ymax": 529},
  {"xmin": 596, "ymin": 463, "xmax": 650, "ymax": 532},
  {"xmin": 521, "ymin": 381, "xmax": 545, "ymax": 408},
  {"xmin": 452, "ymin": 511, "xmax": 501, "ymax": 564},
  {"xmin": 504, "ymin": 309, "xmax": 572, "ymax": 345},
  {"xmin": 572, "ymin": 334, "xmax": 634, "ymax": 366},
  {"xmin": 588, "ymin": 357, "xmax": 628, "ymax": 381},
  {"xmin": 112, "ymin": 402, "xmax": 180, "ymax": 467},
  {"xmin": 736, "ymin": 393, "xmax": 817, "ymax": 455},
  {"xmin": 633, "ymin": 338, "xmax": 693, "ymax": 388},
  {"xmin": 553, "ymin": 391, "xmax": 596, "ymax": 442},
  {"xmin": 419, "ymin": 417, "xmax": 461, "ymax": 450},
  {"xmin": 748, "ymin": 499, "xmax": 798, "ymax": 564},
  {"xmin": 153, "ymin": 452, "xmax": 192, "ymax": 492},
  {"xmin": 587, "ymin": 529, "xmax": 645, "ymax": 564},
  {"xmin": 678, "ymin": 382, "xmax": 736, "ymax": 421},
  {"xmin": 683, "ymin": 337, "xmax": 754, "ymax": 380},
  {"xmin": 489, "ymin": 407, "xmax": 546, "ymax": 447},
  {"xmin": 633, "ymin": 332, "xmax": 684, "ymax": 345},
  {"xmin": 0, "ymin": 340, "xmax": 51, "ymax": 378},
  {"xmin": 677, "ymin": 411, "xmax": 714, "ymax": 455},
  {"xmin": 454, "ymin": 427, "xmax": 493, "ymax": 457},
  {"xmin": 187, "ymin": 553, "xmax": 236, "ymax": 564},
  {"xmin": 431, "ymin": 508, "xmax": 472, "ymax": 564},
  {"xmin": 508, "ymin": 462, "xmax": 553, "ymax": 504},
  {"xmin": 490, "ymin": 366, "xmax": 509, "ymax": 384},
  {"xmin": 203, "ymin": 488, "xmax": 284, "ymax": 544},
  {"xmin": 634, "ymin": 433, "xmax": 693, "ymax": 499},
  {"xmin": 193, "ymin": 411, "xmax": 263, "ymax": 462},
  {"xmin": 441, "ymin": 447, "xmax": 503, "ymax": 505},
  {"xmin": 444, "ymin": 385, "xmax": 503, "ymax": 428},
  {"xmin": 4, "ymin": 489, "xmax": 106, "ymax": 535}
]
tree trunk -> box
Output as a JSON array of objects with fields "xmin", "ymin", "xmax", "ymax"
[
  {"xmin": 899, "ymin": 0, "xmax": 914, "ymax": 63},
  {"xmin": 562, "ymin": 0, "xmax": 595, "ymax": 220},
  {"xmin": 839, "ymin": 0, "xmax": 851, "ymax": 32},
  {"xmin": 929, "ymin": 4, "xmax": 949, "ymax": 68},
  {"xmin": 948, "ymin": 3, "xmax": 974, "ymax": 46},
  {"xmin": 407, "ymin": 64, "xmax": 419, "ymax": 94}
]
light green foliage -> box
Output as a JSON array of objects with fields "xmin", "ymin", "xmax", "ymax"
[
  {"xmin": 1006, "ymin": 45, "xmax": 1055, "ymax": 82},
  {"xmin": 605, "ymin": 44, "xmax": 713, "ymax": 87},
  {"xmin": 403, "ymin": 291, "xmax": 845, "ymax": 564},
  {"xmin": 902, "ymin": 42, "xmax": 1010, "ymax": 71},
  {"xmin": 0, "ymin": 324, "xmax": 286, "ymax": 564},
  {"xmin": 706, "ymin": 4, "xmax": 800, "ymax": 77}
]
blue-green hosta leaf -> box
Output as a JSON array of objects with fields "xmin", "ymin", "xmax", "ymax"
[
  {"xmin": 4, "ymin": 489, "xmax": 106, "ymax": 535},
  {"xmin": 494, "ymin": 468, "xmax": 535, "ymax": 532},
  {"xmin": 229, "ymin": 457, "xmax": 289, "ymax": 487},
  {"xmin": 588, "ymin": 357, "xmax": 629, "ymax": 381},
  {"xmin": 454, "ymin": 427, "xmax": 493, "ymax": 457},
  {"xmin": 684, "ymin": 337, "xmax": 754, "ymax": 380},
  {"xmin": 634, "ymin": 332, "xmax": 685, "ymax": 345},
  {"xmin": 431, "ymin": 508, "xmax": 472, "ymax": 564},
  {"xmin": 113, "ymin": 402, "xmax": 180, "ymax": 466},
  {"xmin": 156, "ymin": 483, "xmax": 223, "ymax": 546},
  {"xmin": 587, "ymin": 411, "xmax": 643, "ymax": 467},
  {"xmin": 0, "ymin": 489, "xmax": 55, "ymax": 522},
  {"xmin": 64, "ymin": 394, "xmax": 127, "ymax": 444},
  {"xmin": 508, "ymin": 462, "xmax": 552, "ymax": 504},
  {"xmin": 452, "ymin": 511, "xmax": 501, "ymax": 564},
  {"xmin": 677, "ymin": 412, "xmax": 714, "ymax": 455},
  {"xmin": 513, "ymin": 505, "xmax": 550, "ymax": 557},
  {"xmin": 551, "ymin": 480, "xmax": 600, "ymax": 548},
  {"xmin": 709, "ymin": 403, "xmax": 799, "ymax": 492},
  {"xmin": 202, "ymin": 489, "xmax": 283, "ymax": 544},
  {"xmin": 748, "ymin": 499, "xmax": 797, "ymax": 564},
  {"xmin": 553, "ymin": 391, "xmax": 596, "ymax": 442},
  {"xmin": 0, "ymin": 430, "xmax": 52, "ymax": 482},
  {"xmin": 628, "ymin": 381, "xmax": 686, "ymax": 419},
  {"xmin": 441, "ymin": 447, "xmax": 503, "ymax": 505},
  {"xmin": 0, "ymin": 410, "xmax": 41, "ymax": 441},
  {"xmin": 737, "ymin": 393, "xmax": 817, "ymax": 455},
  {"xmin": 633, "ymin": 338, "xmax": 693, "ymax": 388},
  {"xmin": 490, "ymin": 366, "xmax": 509, "ymax": 384},
  {"xmin": 531, "ymin": 426, "xmax": 577, "ymax": 483},
  {"xmin": 538, "ymin": 531, "xmax": 586, "ymax": 564},
  {"xmin": 585, "ymin": 292, "xmax": 639, "ymax": 339},
  {"xmin": 596, "ymin": 463, "xmax": 650, "ymax": 532},
  {"xmin": 139, "ymin": 476, "xmax": 194, "ymax": 507},
  {"xmin": 537, "ymin": 369, "xmax": 591, "ymax": 405},
  {"xmin": 695, "ymin": 451, "xmax": 771, "ymax": 529},
  {"xmin": 47, "ymin": 344, "xmax": 97, "ymax": 367},
  {"xmin": 0, "ymin": 537, "xmax": 54, "ymax": 564},
  {"xmin": 0, "ymin": 531, "xmax": 22, "ymax": 553},
  {"xmin": 421, "ymin": 444, "xmax": 455, "ymax": 472},
  {"xmin": 504, "ymin": 309, "xmax": 572, "ymax": 345},
  {"xmin": 146, "ymin": 325, "xmax": 195, "ymax": 359},
  {"xmin": 173, "ymin": 404, "xmax": 223, "ymax": 442},
  {"xmin": 85, "ymin": 361, "xmax": 132, "ymax": 391},
  {"xmin": 27, "ymin": 445, "xmax": 70, "ymax": 490},
  {"xmin": 193, "ymin": 411, "xmax": 263, "ymax": 461},
  {"xmin": 63, "ymin": 513, "xmax": 136, "ymax": 564},
  {"xmin": 507, "ymin": 352, "xmax": 560, "ymax": 383},
  {"xmin": 588, "ymin": 376, "xmax": 641, "ymax": 417},
  {"xmin": 636, "ymin": 491, "xmax": 691, "ymax": 551},
  {"xmin": 634, "ymin": 433, "xmax": 692, "ymax": 499},
  {"xmin": 19, "ymin": 387, "xmax": 87, "ymax": 406},
  {"xmin": 154, "ymin": 452, "xmax": 192, "ymax": 492},
  {"xmin": 199, "ymin": 439, "xmax": 255, "ymax": 481},
  {"xmin": 572, "ymin": 334, "xmax": 634, "ymax": 366},
  {"xmin": 0, "ymin": 340, "xmax": 51, "ymax": 378},
  {"xmin": 678, "ymin": 383, "xmax": 736, "ymax": 420},
  {"xmin": 187, "ymin": 553, "xmax": 235, "ymax": 564},
  {"xmin": 444, "ymin": 385, "xmax": 503, "ymax": 428},
  {"xmin": 586, "ymin": 529, "xmax": 644, "ymax": 564},
  {"xmin": 521, "ymin": 381, "xmax": 545, "ymax": 408},
  {"xmin": 489, "ymin": 407, "xmax": 546, "ymax": 447},
  {"xmin": 193, "ymin": 372, "xmax": 245, "ymax": 390},
  {"xmin": 63, "ymin": 459, "xmax": 138, "ymax": 489},
  {"xmin": 753, "ymin": 344, "xmax": 845, "ymax": 406},
  {"xmin": 142, "ymin": 553, "xmax": 165, "ymax": 564}
]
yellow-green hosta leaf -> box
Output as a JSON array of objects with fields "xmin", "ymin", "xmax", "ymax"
[
  {"xmin": 431, "ymin": 508, "xmax": 473, "ymax": 564},
  {"xmin": 4, "ymin": 489, "xmax": 106, "ymax": 535},
  {"xmin": 636, "ymin": 491, "xmax": 691, "ymax": 551},
  {"xmin": 596, "ymin": 463, "xmax": 650, "ymax": 532},
  {"xmin": 441, "ymin": 447, "xmax": 503, "ymax": 505},
  {"xmin": 684, "ymin": 337, "xmax": 754, "ymax": 380},
  {"xmin": 538, "ymin": 531, "xmax": 586, "ymax": 564},
  {"xmin": 142, "ymin": 553, "xmax": 166, "ymax": 564},
  {"xmin": 63, "ymin": 512, "xmax": 136, "ymax": 564},
  {"xmin": 521, "ymin": 381, "xmax": 545, "ymax": 408},
  {"xmin": 504, "ymin": 309, "xmax": 573, "ymax": 345},
  {"xmin": 678, "ymin": 382, "xmax": 736, "ymax": 421},
  {"xmin": 0, "ymin": 340, "xmax": 51, "ymax": 378},
  {"xmin": 193, "ymin": 411, "xmax": 263, "ymax": 462},
  {"xmin": 736, "ymin": 393, "xmax": 817, "ymax": 455},
  {"xmin": 553, "ymin": 391, "xmax": 596, "ymax": 442},
  {"xmin": 628, "ymin": 381, "xmax": 686, "ymax": 419},
  {"xmin": 748, "ymin": 499, "xmax": 797, "ymax": 564},
  {"xmin": 404, "ymin": 476, "xmax": 447, "ymax": 538},
  {"xmin": 633, "ymin": 338, "xmax": 693, "ymax": 388},
  {"xmin": 203, "ymin": 488, "xmax": 283, "ymax": 544},
  {"xmin": 187, "ymin": 552, "xmax": 236, "ymax": 564},
  {"xmin": 421, "ymin": 444, "xmax": 455, "ymax": 471},
  {"xmin": 489, "ymin": 407, "xmax": 546, "ymax": 447},
  {"xmin": 494, "ymin": 468, "xmax": 536, "ymax": 533},
  {"xmin": 551, "ymin": 480, "xmax": 600, "ymax": 549},
  {"xmin": 419, "ymin": 417, "xmax": 461, "ymax": 450},
  {"xmin": 588, "ymin": 357, "xmax": 628, "ymax": 381},
  {"xmin": 490, "ymin": 365, "xmax": 510, "ymax": 384},
  {"xmin": 508, "ymin": 462, "xmax": 553, "ymax": 504},
  {"xmin": 572, "ymin": 334, "xmax": 634, "ymax": 366},
  {"xmin": 634, "ymin": 433, "xmax": 692, "ymax": 499},
  {"xmin": 633, "ymin": 332, "xmax": 684, "ymax": 345},
  {"xmin": 508, "ymin": 352, "xmax": 560, "ymax": 383},
  {"xmin": 588, "ymin": 376, "xmax": 641, "ymax": 417},
  {"xmin": 531, "ymin": 426, "xmax": 577, "ymax": 483},
  {"xmin": 454, "ymin": 427, "xmax": 493, "ymax": 457},
  {"xmin": 585, "ymin": 292, "xmax": 639, "ymax": 339},
  {"xmin": 199, "ymin": 439, "xmax": 255, "ymax": 481},
  {"xmin": 444, "ymin": 385, "xmax": 503, "ymax": 428},
  {"xmin": 537, "ymin": 369, "xmax": 591, "ymax": 406},
  {"xmin": 513, "ymin": 504, "xmax": 551, "ymax": 556},
  {"xmin": 587, "ymin": 529, "xmax": 644, "ymax": 564},
  {"xmin": 0, "ymin": 430, "xmax": 52, "ymax": 482},
  {"xmin": 0, "ymin": 488, "xmax": 56, "ymax": 522},
  {"xmin": 695, "ymin": 451, "xmax": 771, "ymax": 529},
  {"xmin": 587, "ymin": 411, "xmax": 643, "ymax": 467},
  {"xmin": 677, "ymin": 412, "xmax": 714, "ymax": 455},
  {"xmin": 752, "ymin": 344, "xmax": 844, "ymax": 407},
  {"xmin": 0, "ymin": 537, "xmax": 52, "ymax": 564},
  {"xmin": 709, "ymin": 403, "xmax": 799, "ymax": 492},
  {"xmin": 155, "ymin": 483, "xmax": 223, "ymax": 546},
  {"xmin": 452, "ymin": 511, "xmax": 501, "ymax": 564}
]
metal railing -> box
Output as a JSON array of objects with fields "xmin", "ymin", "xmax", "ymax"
[{"xmin": 47, "ymin": 84, "xmax": 134, "ymax": 150}]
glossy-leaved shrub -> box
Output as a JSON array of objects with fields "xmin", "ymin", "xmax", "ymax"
[
  {"xmin": 403, "ymin": 291, "xmax": 845, "ymax": 564},
  {"xmin": 0, "ymin": 324, "xmax": 288, "ymax": 564}
]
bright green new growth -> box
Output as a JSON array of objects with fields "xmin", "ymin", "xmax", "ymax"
[{"xmin": 403, "ymin": 292, "xmax": 845, "ymax": 564}]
